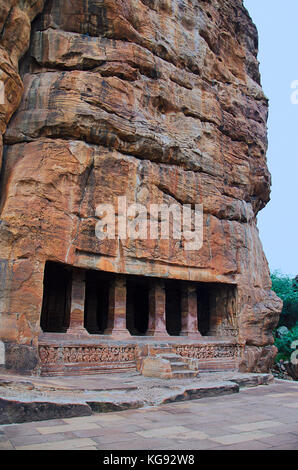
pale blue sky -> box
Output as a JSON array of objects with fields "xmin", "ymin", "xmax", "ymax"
[{"xmin": 243, "ymin": 0, "xmax": 298, "ymax": 277}]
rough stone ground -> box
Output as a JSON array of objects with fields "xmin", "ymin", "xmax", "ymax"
[
  {"xmin": 0, "ymin": 380, "xmax": 297, "ymax": 450},
  {"xmin": 0, "ymin": 370, "xmax": 274, "ymax": 424}
]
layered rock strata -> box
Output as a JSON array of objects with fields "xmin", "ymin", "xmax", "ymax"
[
  {"xmin": 0, "ymin": 0, "xmax": 282, "ymax": 373},
  {"xmin": 0, "ymin": 0, "xmax": 45, "ymax": 168}
]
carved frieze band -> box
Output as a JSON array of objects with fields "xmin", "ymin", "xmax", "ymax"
[
  {"xmin": 39, "ymin": 342, "xmax": 242, "ymax": 366},
  {"xmin": 39, "ymin": 345, "xmax": 137, "ymax": 365},
  {"xmin": 174, "ymin": 344, "xmax": 242, "ymax": 360}
]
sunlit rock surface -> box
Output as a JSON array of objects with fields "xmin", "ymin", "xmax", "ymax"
[{"xmin": 0, "ymin": 0, "xmax": 282, "ymax": 373}]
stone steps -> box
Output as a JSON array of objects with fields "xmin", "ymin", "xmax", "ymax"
[
  {"xmin": 157, "ymin": 353, "xmax": 199, "ymax": 379},
  {"xmin": 157, "ymin": 353, "xmax": 188, "ymax": 363},
  {"xmin": 170, "ymin": 362, "xmax": 189, "ymax": 370},
  {"xmin": 171, "ymin": 370, "xmax": 199, "ymax": 379}
]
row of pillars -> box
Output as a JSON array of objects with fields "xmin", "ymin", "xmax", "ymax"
[{"xmin": 67, "ymin": 269, "xmax": 202, "ymax": 338}]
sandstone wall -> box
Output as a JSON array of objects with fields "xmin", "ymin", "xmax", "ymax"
[
  {"xmin": 0, "ymin": 0, "xmax": 282, "ymax": 372},
  {"xmin": 0, "ymin": 0, "xmax": 45, "ymax": 168}
]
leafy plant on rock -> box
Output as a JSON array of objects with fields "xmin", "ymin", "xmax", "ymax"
[
  {"xmin": 271, "ymin": 271, "xmax": 298, "ymax": 328},
  {"xmin": 274, "ymin": 324, "xmax": 298, "ymax": 363}
]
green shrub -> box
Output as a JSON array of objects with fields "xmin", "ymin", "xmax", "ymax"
[
  {"xmin": 274, "ymin": 324, "xmax": 298, "ymax": 363},
  {"xmin": 271, "ymin": 271, "xmax": 298, "ymax": 328}
]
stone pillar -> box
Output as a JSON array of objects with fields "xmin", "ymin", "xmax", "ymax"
[
  {"xmin": 147, "ymin": 280, "xmax": 169, "ymax": 337},
  {"xmin": 104, "ymin": 276, "xmax": 131, "ymax": 338},
  {"xmin": 67, "ymin": 268, "xmax": 87, "ymax": 335},
  {"xmin": 180, "ymin": 284, "xmax": 201, "ymax": 338}
]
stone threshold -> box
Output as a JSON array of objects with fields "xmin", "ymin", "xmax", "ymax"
[{"xmin": 0, "ymin": 371, "xmax": 274, "ymax": 425}]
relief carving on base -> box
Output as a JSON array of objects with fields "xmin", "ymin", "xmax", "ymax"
[
  {"xmin": 39, "ymin": 343, "xmax": 241, "ymax": 368},
  {"xmin": 175, "ymin": 344, "xmax": 242, "ymax": 360},
  {"xmin": 39, "ymin": 345, "xmax": 137, "ymax": 365}
]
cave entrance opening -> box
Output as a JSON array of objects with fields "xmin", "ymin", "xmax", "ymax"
[
  {"xmin": 84, "ymin": 270, "xmax": 110, "ymax": 334},
  {"xmin": 165, "ymin": 280, "xmax": 182, "ymax": 336},
  {"xmin": 40, "ymin": 262, "xmax": 237, "ymax": 338},
  {"xmin": 40, "ymin": 261, "xmax": 72, "ymax": 333},
  {"xmin": 126, "ymin": 277, "xmax": 150, "ymax": 335}
]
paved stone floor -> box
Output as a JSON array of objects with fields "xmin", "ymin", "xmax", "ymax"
[{"xmin": 0, "ymin": 380, "xmax": 297, "ymax": 450}]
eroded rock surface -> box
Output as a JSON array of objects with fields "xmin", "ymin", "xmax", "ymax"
[
  {"xmin": 0, "ymin": 0, "xmax": 45, "ymax": 168},
  {"xmin": 0, "ymin": 0, "xmax": 282, "ymax": 372}
]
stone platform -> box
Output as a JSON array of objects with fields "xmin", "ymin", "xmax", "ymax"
[
  {"xmin": 38, "ymin": 335, "xmax": 242, "ymax": 376},
  {"xmin": 0, "ymin": 369, "xmax": 273, "ymax": 425},
  {"xmin": 1, "ymin": 380, "xmax": 297, "ymax": 451}
]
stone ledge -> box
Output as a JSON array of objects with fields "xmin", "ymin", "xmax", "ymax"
[
  {"xmin": 0, "ymin": 398, "xmax": 92, "ymax": 425},
  {"xmin": 229, "ymin": 373, "xmax": 274, "ymax": 388},
  {"xmin": 161, "ymin": 381, "xmax": 239, "ymax": 404},
  {"xmin": 0, "ymin": 371, "xmax": 274, "ymax": 424}
]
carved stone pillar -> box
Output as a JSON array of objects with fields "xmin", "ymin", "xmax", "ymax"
[
  {"xmin": 147, "ymin": 280, "xmax": 169, "ymax": 337},
  {"xmin": 180, "ymin": 284, "xmax": 201, "ymax": 338},
  {"xmin": 104, "ymin": 276, "xmax": 131, "ymax": 338},
  {"xmin": 67, "ymin": 268, "xmax": 87, "ymax": 335}
]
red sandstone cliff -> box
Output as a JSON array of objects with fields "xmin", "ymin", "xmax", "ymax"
[
  {"xmin": 0, "ymin": 0, "xmax": 282, "ymax": 373},
  {"xmin": 0, "ymin": 1, "xmax": 45, "ymax": 168}
]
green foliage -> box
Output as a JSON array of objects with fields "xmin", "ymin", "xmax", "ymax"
[
  {"xmin": 274, "ymin": 325, "xmax": 298, "ymax": 363},
  {"xmin": 271, "ymin": 271, "xmax": 298, "ymax": 328}
]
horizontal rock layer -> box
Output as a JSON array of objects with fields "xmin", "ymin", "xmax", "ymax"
[
  {"xmin": 0, "ymin": 0, "xmax": 45, "ymax": 167},
  {"xmin": 0, "ymin": 0, "xmax": 282, "ymax": 372}
]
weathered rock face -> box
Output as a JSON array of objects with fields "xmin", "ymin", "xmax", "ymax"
[
  {"xmin": 0, "ymin": 0, "xmax": 282, "ymax": 373},
  {"xmin": 0, "ymin": 0, "xmax": 45, "ymax": 168}
]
